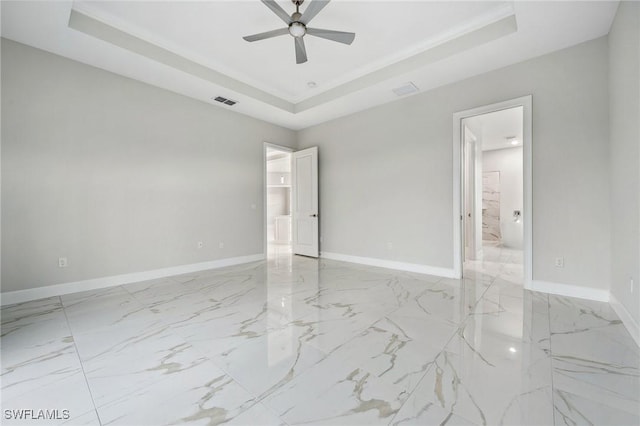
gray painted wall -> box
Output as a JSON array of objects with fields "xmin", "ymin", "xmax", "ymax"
[
  {"xmin": 1, "ymin": 32, "xmax": 624, "ymax": 300},
  {"xmin": 609, "ymin": 2, "xmax": 640, "ymax": 325},
  {"xmin": 298, "ymin": 37, "xmax": 611, "ymax": 292},
  {"xmin": 1, "ymin": 39, "xmax": 296, "ymax": 292}
]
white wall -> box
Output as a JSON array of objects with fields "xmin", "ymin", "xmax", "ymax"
[
  {"xmin": 1, "ymin": 30, "xmax": 625, "ymax": 306},
  {"xmin": 298, "ymin": 37, "xmax": 611, "ymax": 292},
  {"xmin": 482, "ymin": 147, "xmax": 523, "ymax": 249},
  {"xmin": 608, "ymin": 2, "xmax": 640, "ymax": 331},
  {"xmin": 1, "ymin": 39, "xmax": 296, "ymax": 293}
]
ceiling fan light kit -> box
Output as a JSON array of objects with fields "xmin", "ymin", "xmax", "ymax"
[
  {"xmin": 289, "ymin": 22, "xmax": 306, "ymax": 38},
  {"xmin": 243, "ymin": 0, "xmax": 356, "ymax": 64}
]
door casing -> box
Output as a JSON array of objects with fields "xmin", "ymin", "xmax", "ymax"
[{"xmin": 452, "ymin": 95, "xmax": 532, "ymax": 288}]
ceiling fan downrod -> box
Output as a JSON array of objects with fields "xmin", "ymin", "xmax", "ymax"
[{"xmin": 289, "ymin": 1, "xmax": 306, "ymax": 38}]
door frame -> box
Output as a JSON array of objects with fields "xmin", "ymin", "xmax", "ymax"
[
  {"xmin": 263, "ymin": 142, "xmax": 294, "ymax": 257},
  {"xmin": 452, "ymin": 95, "xmax": 533, "ymax": 288},
  {"xmin": 462, "ymin": 125, "xmax": 481, "ymax": 262}
]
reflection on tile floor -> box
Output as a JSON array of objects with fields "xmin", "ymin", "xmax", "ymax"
[{"xmin": 1, "ymin": 244, "xmax": 638, "ymax": 425}]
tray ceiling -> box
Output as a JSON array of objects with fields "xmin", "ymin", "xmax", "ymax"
[{"xmin": 1, "ymin": 1, "xmax": 619, "ymax": 129}]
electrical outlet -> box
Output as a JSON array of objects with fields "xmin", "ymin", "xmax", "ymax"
[
  {"xmin": 387, "ymin": 242, "xmax": 393, "ymax": 250},
  {"xmin": 251, "ymin": 204, "xmax": 256, "ymax": 210},
  {"xmin": 631, "ymin": 277, "xmax": 634, "ymax": 293},
  {"xmin": 197, "ymin": 241, "xmax": 204, "ymax": 249},
  {"xmin": 219, "ymin": 242, "xmax": 224, "ymax": 249},
  {"xmin": 58, "ymin": 257, "xmax": 68, "ymax": 268},
  {"xmin": 554, "ymin": 257, "xmax": 564, "ymax": 268}
]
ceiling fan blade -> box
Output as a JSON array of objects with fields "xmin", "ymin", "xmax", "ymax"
[
  {"xmin": 306, "ymin": 28, "xmax": 355, "ymax": 45},
  {"xmin": 295, "ymin": 37, "xmax": 308, "ymax": 64},
  {"xmin": 261, "ymin": 0, "xmax": 292, "ymax": 25},
  {"xmin": 243, "ymin": 27, "xmax": 289, "ymax": 42},
  {"xmin": 300, "ymin": 0, "xmax": 330, "ymax": 25}
]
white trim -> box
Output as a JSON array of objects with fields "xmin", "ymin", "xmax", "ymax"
[
  {"xmin": 321, "ymin": 252, "xmax": 457, "ymax": 278},
  {"xmin": 610, "ymin": 294, "xmax": 640, "ymax": 348},
  {"xmin": 292, "ymin": 147, "xmax": 319, "ymax": 258},
  {"xmin": 530, "ymin": 279, "xmax": 610, "ymax": 303},
  {"xmin": 452, "ymin": 95, "xmax": 533, "ymax": 288},
  {"xmin": 0, "ymin": 254, "xmax": 264, "ymax": 306}
]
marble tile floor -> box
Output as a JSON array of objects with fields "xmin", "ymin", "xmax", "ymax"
[
  {"xmin": 465, "ymin": 242, "xmax": 524, "ymax": 286},
  {"xmin": 1, "ymin": 253, "xmax": 638, "ymax": 425}
]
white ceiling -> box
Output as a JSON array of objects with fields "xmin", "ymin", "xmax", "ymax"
[
  {"xmin": 1, "ymin": 1, "xmax": 619, "ymax": 130},
  {"xmin": 465, "ymin": 106, "xmax": 523, "ymax": 151}
]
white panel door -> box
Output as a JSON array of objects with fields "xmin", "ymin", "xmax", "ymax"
[{"xmin": 292, "ymin": 147, "xmax": 318, "ymax": 257}]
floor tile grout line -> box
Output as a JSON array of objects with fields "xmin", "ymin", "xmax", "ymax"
[
  {"xmin": 386, "ymin": 246, "xmax": 525, "ymax": 425},
  {"xmin": 65, "ymin": 281, "xmax": 276, "ymax": 425},
  {"xmin": 386, "ymin": 279, "xmax": 491, "ymax": 426},
  {"xmin": 59, "ymin": 295, "xmax": 104, "ymax": 426},
  {"xmin": 7, "ymin": 248, "xmax": 544, "ymax": 425},
  {"xmin": 385, "ymin": 316, "xmax": 479, "ymax": 426},
  {"xmin": 119, "ymin": 264, "xmax": 293, "ymax": 424},
  {"xmin": 547, "ymin": 293, "xmax": 559, "ymax": 425}
]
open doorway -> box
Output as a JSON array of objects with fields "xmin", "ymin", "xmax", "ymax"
[
  {"xmin": 265, "ymin": 145, "xmax": 292, "ymax": 259},
  {"xmin": 463, "ymin": 106, "xmax": 524, "ymax": 283},
  {"xmin": 453, "ymin": 96, "xmax": 532, "ymax": 287}
]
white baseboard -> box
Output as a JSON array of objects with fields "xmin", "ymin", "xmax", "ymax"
[
  {"xmin": 530, "ymin": 279, "xmax": 610, "ymax": 302},
  {"xmin": 0, "ymin": 254, "xmax": 264, "ymax": 306},
  {"xmin": 610, "ymin": 294, "xmax": 640, "ymax": 348},
  {"xmin": 321, "ymin": 252, "xmax": 457, "ymax": 279}
]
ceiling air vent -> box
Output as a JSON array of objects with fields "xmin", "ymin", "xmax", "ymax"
[
  {"xmin": 392, "ymin": 82, "xmax": 419, "ymax": 97},
  {"xmin": 212, "ymin": 96, "xmax": 238, "ymax": 106}
]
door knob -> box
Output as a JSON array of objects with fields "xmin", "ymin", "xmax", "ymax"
[{"xmin": 310, "ymin": 214, "xmax": 318, "ymax": 217}]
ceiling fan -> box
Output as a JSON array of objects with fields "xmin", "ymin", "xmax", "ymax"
[{"xmin": 243, "ymin": 0, "xmax": 356, "ymax": 64}]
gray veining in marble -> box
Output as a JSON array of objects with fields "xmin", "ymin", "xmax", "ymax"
[
  {"xmin": 482, "ymin": 171, "xmax": 502, "ymax": 242},
  {"xmin": 1, "ymin": 244, "xmax": 638, "ymax": 425}
]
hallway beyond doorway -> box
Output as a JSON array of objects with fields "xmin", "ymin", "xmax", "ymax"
[{"xmin": 265, "ymin": 146, "xmax": 292, "ymax": 258}]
